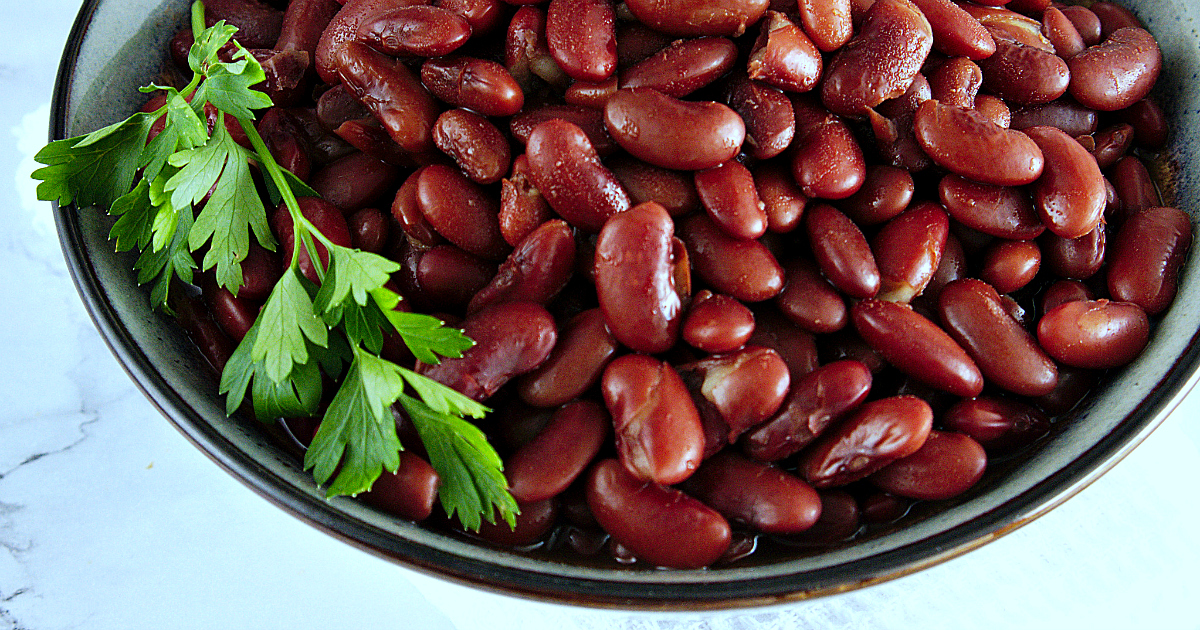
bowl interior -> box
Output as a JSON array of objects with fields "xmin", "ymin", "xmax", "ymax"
[{"xmin": 53, "ymin": 0, "xmax": 1200, "ymax": 608}]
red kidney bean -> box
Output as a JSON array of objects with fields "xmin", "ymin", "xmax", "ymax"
[
  {"xmin": 335, "ymin": 41, "xmax": 439, "ymax": 155},
  {"xmin": 202, "ymin": 276, "xmax": 257, "ymax": 343},
  {"xmin": 723, "ymin": 74, "xmax": 796, "ymax": 161},
  {"xmin": 594, "ymin": 202, "xmax": 683, "ymax": 353},
  {"xmin": 974, "ymin": 94, "xmax": 1012, "ymax": 128},
  {"xmin": 1040, "ymin": 279, "xmax": 1095, "ymax": 314},
  {"xmin": 1037, "ymin": 299, "xmax": 1150, "ymax": 369},
  {"xmin": 923, "ymin": 231, "xmax": 967, "ymax": 302},
  {"xmin": 837, "ymin": 165, "xmax": 914, "ymax": 226},
  {"xmin": 563, "ymin": 75, "xmax": 619, "ymax": 109},
  {"xmin": 787, "ymin": 489, "xmax": 859, "ymax": 546},
  {"xmin": 316, "ymin": 0, "xmax": 419, "ymax": 85},
  {"xmin": 421, "ymin": 56, "xmax": 525, "ymax": 117},
  {"xmin": 872, "ymin": 202, "xmax": 950, "ymax": 303},
  {"xmin": 416, "ymin": 245, "xmax": 496, "ymax": 310},
  {"xmin": 506, "ymin": 400, "xmax": 609, "ymax": 503},
  {"xmin": 1041, "ymin": 222, "xmax": 1105, "ymax": 280},
  {"xmin": 820, "ymin": 0, "xmax": 933, "ymax": 117},
  {"xmin": 1092, "ymin": 2, "xmax": 1144, "ymax": 38},
  {"xmin": 356, "ymin": 5, "xmax": 472, "ymax": 57},
  {"xmin": 525, "ymin": 119, "xmax": 630, "ymax": 233},
  {"xmin": 938, "ymin": 175, "xmax": 1044, "ymax": 240},
  {"xmin": 798, "ymin": 0, "xmax": 852, "ymax": 51},
  {"xmin": 1010, "ymin": 100, "xmax": 1099, "ymax": 138},
  {"xmin": 623, "ymin": 37, "xmax": 739, "ymax": 97},
  {"xmin": 942, "ymin": 397, "xmax": 1051, "ymax": 454},
  {"xmin": 938, "ymin": 278, "xmax": 1058, "ymax": 397},
  {"xmin": 608, "ymin": 156, "xmax": 701, "ymax": 217},
  {"xmin": 511, "ymin": 105, "xmax": 617, "ymax": 157},
  {"xmin": 800, "ymin": 395, "xmax": 933, "ymax": 487},
  {"xmin": 586, "ymin": 459, "xmax": 731, "ymax": 569},
  {"xmin": 683, "ymin": 452, "xmax": 822, "ymax": 533},
  {"xmin": 911, "ymin": 0, "xmax": 995, "ymax": 59},
  {"xmin": 498, "ymin": 154, "xmax": 553, "ymax": 247},
  {"xmin": 791, "ymin": 95, "xmax": 867, "ymax": 200},
  {"xmin": 1109, "ymin": 155, "xmax": 1161, "ymax": 220},
  {"xmin": 869, "ymin": 430, "xmax": 986, "ymax": 500},
  {"xmin": 1060, "ymin": 5, "xmax": 1102, "ymax": 47},
  {"xmin": 1068, "ymin": 27, "xmax": 1161, "ymax": 112},
  {"xmin": 276, "ymin": 0, "xmax": 341, "ymax": 55},
  {"xmin": 1120, "ymin": 98, "xmax": 1168, "ymax": 149},
  {"xmin": 754, "ymin": 161, "xmax": 808, "ymax": 233},
  {"xmin": 272, "ymin": 196, "xmax": 352, "ymax": 284},
  {"xmin": 309, "ymin": 150, "xmax": 399, "ymax": 213},
  {"xmin": 913, "ymin": 99, "xmax": 1045, "ymax": 187},
  {"xmin": 418, "ymin": 301, "xmax": 557, "ymax": 401},
  {"xmin": 474, "ymin": 498, "xmax": 558, "ymax": 546},
  {"xmin": 743, "ymin": 359, "xmax": 872, "ymax": 461},
  {"xmin": 236, "ymin": 241, "xmax": 282, "ymax": 302},
  {"xmin": 748, "ymin": 12, "xmax": 823, "ymax": 92},
  {"xmin": 433, "ymin": 109, "xmax": 511, "ymax": 185},
  {"xmin": 1032, "ymin": 365, "xmax": 1100, "ymax": 415},
  {"xmin": 1041, "ymin": 6, "xmax": 1085, "ymax": 60},
  {"xmin": 1025, "ymin": 125, "xmax": 1106, "ymax": 240},
  {"xmin": 980, "ymin": 239, "xmax": 1040, "ymax": 294},
  {"xmin": 438, "ymin": 0, "xmax": 504, "ymax": 33},
  {"xmin": 928, "ymin": 57, "xmax": 983, "ymax": 110},
  {"xmin": 615, "ymin": 22, "xmax": 674, "ymax": 67},
  {"xmin": 683, "ymin": 292, "xmax": 756, "ymax": 353},
  {"xmin": 979, "ymin": 31, "xmax": 1071, "ymax": 106},
  {"xmin": 749, "ymin": 309, "xmax": 821, "ymax": 381},
  {"xmin": 624, "ymin": 0, "xmax": 769, "ymax": 37},
  {"xmin": 517, "ymin": 308, "xmax": 617, "ymax": 408},
  {"xmin": 859, "ymin": 491, "xmax": 909, "ymax": 523},
  {"xmin": 391, "ymin": 167, "xmax": 442, "ymax": 247},
  {"xmin": 361, "ymin": 451, "xmax": 440, "ymax": 521},
  {"xmin": 695, "ymin": 161, "xmax": 768, "ymax": 241},
  {"xmin": 1091, "ymin": 123, "xmax": 1135, "ymax": 170},
  {"xmin": 203, "ymin": 0, "xmax": 284, "ymax": 50},
  {"xmin": 347, "ymin": 207, "xmax": 389, "ymax": 253},
  {"xmin": 417, "ymin": 164, "xmax": 509, "ymax": 260},
  {"xmin": 545, "ymin": 0, "xmax": 617, "ymax": 82},
  {"xmin": 853, "ymin": 298, "xmax": 984, "ymax": 397},
  {"xmin": 965, "ymin": 5, "xmax": 1052, "ymax": 50},
  {"xmin": 805, "ymin": 203, "xmax": 880, "ymax": 299},
  {"xmin": 505, "ymin": 6, "xmax": 561, "ymax": 91},
  {"xmin": 776, "ymin": 256, "xmax": 847, "ymax": 334},
  {"xmin": 602, "ymin": 355, "xmax": 706, "ymax": 485},
  {"xmin": 685, "ymin": 346, "xmax": 791, "ymax": 440},
  {"xmin": 681, "ymin": 213, "xmax": 786, "ymax": 303},
  {"xmin": 1107, "ymin": 206, "xmax": 1193, "ymax": 315},
  {"xmin": 604, "ymin": 88, "xmax": 746, "ymax": 171},
  {"xmin": 468, "ymin": 219, "xmax": 576, "ymax": 314}
]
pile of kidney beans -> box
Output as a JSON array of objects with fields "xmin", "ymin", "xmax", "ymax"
[{"xmin": 169, "ymin": 0, "xmax": 1193, "ymax": 569}]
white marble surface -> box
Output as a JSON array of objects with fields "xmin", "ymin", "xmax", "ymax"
[{"xmin": 2, "ymin": 2, "xmax": 1200, "ymax": 629}]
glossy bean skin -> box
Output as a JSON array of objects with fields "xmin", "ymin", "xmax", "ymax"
[
  {"xmin": 852, "ymin": 299, "xmax": 984, "ymax": 397},
  {"xmin": 754, "ymin": 160, "xmax": 808, "ymax": 232},
  {"xmin": 526, "ymin": 119, "xmax": 630, "ymax": 232},
  {"xmin": 748, "ymin": 12, "xmax": 823, "ymax": 92},
  {"xmin": 1041, "ymin": 222, "xmax": 1105, "ymax": 280},
  {"xmin": 979, "ymin": 32, "xmax": 1071, "ymax": 106},
  {"xmin": 800, "ymin": 395, "xmax": 933, "ymax": 488},
  {"xmin": 749, "ymin": 309, "xmax": 821, "ymax": 381},
  {"xmin": 309, "ymin": 151, "xmax": 400, "ymax": 213},
  {"xmin": 1109, "ymin": 155, "xmax": 1161, "ymax": 220},
  {"xmin": 517, "ymin": 308, "xmax": 618, "ymax": 408},
  {"xmin": 604, "ymin": 88, "xmax": 746, "ymax": 171},
  {"xmin": 356, "ymin": 5, "xmax": 472, "ymax": 57},
  {"xmin": 335, "ymin": 41, "xmax": 439, "ymax": 155},
  {"xmin": 474, "ymin": 498, "xmax": 559, "ymax": 547},
  {"xmin": 695, "ymin": 161, "xmax": 769, "ymax": 241},
  {"xmin": 438, "ymin": 0, "xmax": 504, "ymax": 33},
  {"xmin": 586, "ymin": 459, "xmax": 731, "ymax": 569},
  {"xmin": 776, "ymin": 257, "xmax": 847, "ymax": 333},
  {"xmin": 420, "ymin": 56, "xmax": 525, "ymax": 117},
  {"xmin": 417, "ymin": 164, "xmax": 510, "ymax": 260},
  {"xmin": 910, "ymin": 0, "xmax": 995, "ymax": 59},
  {"xmin": 682, "ymin": 452, "xmax": 822, "ymax": 533},
  {"xmin": 938, "ymin": 278, "xmax": 1058, "ymax": 397},
  {"xmin": 608, "ymin": 156, "xmax": 701, "ymax": 217},
  {"xmin": 594, "ymin": 202, "xmax": 683, "ymax": 353},
  {"xmin": 798, "ymin": 0, "xmax": 852, "ymax": 51},
  {"xmin": 1009, "ymin": 100, "xmax": 1099, "ymax": 138},
  {"xmin": 276, "ymin": 0, "xmax": 341, "ymax": 55},
  {"xmin": 1037, "ymin": 299, "xmax": 1150, "ymax": 370},
  {"xmin": 623, "ymin": 0, "xmax": 769, "ymax": 37},
  {"xmin": 1092, "ymin": 123, "xmax": 1135, "ymax": 169},
  {"xmin": 980, "ymin": 239, "xmax": 1040, "ymax": 294},
  {"xmin": 681, "ymin": 213, "xmax": 786, "ymax": 303},
  {"xmin": 913, "ymin": 99, "xmax": 1045, "ymax": 187},
  {"xmin": 928, "ymin": 57, "xmax": 983, "ymax": 110},
  {"xmin": 942, "ymin": 397, "xmax": 1051, "ymax": 454},
  {"xmin": 507, "ymin": 400, "xmax": 610, "ymax": 503},
  {"xmin": 1107, "ymin": 206, "xmax": 1193, "ymax": 315},
  {"xmin": 820, "ymin": 0, "xmax": 933, "ymax": 117},
  {"xmin": 498, "ymin": 155, "xmax": 553, "ymax": 247},
  {"xmin": 685, "ymin": 346, "xmax": 791, "ymax": 441},
  {"xmin": 1041, "ymin": 6, "xmax": 1085, "ymax": 60},
  {"xmin": 416, "ymin": 245, "xmax": 496, "ymax": 310},
  {"xmin": 623, "ymin": 37, "xmax": 739, "ymax": 97},
  {"xmin": 546, "ymin": 0, "xmax": 617, "ymax": 82},
  {"xmin": 743, "ymin": 359, "xmax": 872, "ymax": 461},
  {"xmin": 391, "ymin": 167, "xmax": 443, "ymax": 247},
  {"xmin": 468, "ymin": 219, "xmax": 576, "ymax": 314},
  {"xmin": 1025, "ymin": 125, "xmax": 1106, "ymax": 240},
  {"xmin": 869, "ymin": 430, "xmax": 987, "ymax": 500},
  {"xmin": 417, "ymin": 301, "xmax": 558, "ymax": 401},
  {"xmin": 724, "ymin": 75, "xmax": 796, "ymax": 161},
  {"xmin": 602, "ymin": 355, "xmax": 706, "ymax": 485},
  {"xmin": 683, "ymin": 292, "xmax": 756, "ymax": 353},
  {"xmin": 790, "ymin": 96, "xmax": 867, "ymax": 199},
  {"xmin": 1120, "ymin": 98, "xmax": 1169, "ymax": 149},
  {"xmin": 272, "ymin": 197, "xmax": 352, "ymax": 285},
  {"xmin": 315, "ymin": 0, "xmax": 424, "ymax": 85},
  {"xmin": 361, "ymin": 451, "xmax": 440, "ymax": 521},
  {"xmin": 510, "ymin": 104, "xmax": 617, "ymax": 156},
  {"xmin": 837, "ymin": 165, "xmax": 914, "ymax": 226},
  {"xmin": 872, "ymin": 202, "xmax": 949, "ymax": 303},
  {"xmin": 805, "ymin": 203, "xmax": 880, "ymax": 299},
  {"xmin": 1068, "ymin": 27, "xmax": 1162, "ymax": 112},
  {"xmin": 347, "ymin": 207, "xmax": 389, "ymax": 253},
  {"xmin": 236, "ymin": 241, "xmax": 282, "ymax": 302},
  {"xmin": 938, "ymin": 174, "xmax": 1044, "ymax": 240},
  {"xmin": 1060, "ymin": 5, "xmax": 1102, "ymax": 46},
  {"xmin": 433, "ymin": 108, "xmax": 511, "ymax": 185}
]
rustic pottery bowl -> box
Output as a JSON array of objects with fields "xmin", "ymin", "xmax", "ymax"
[{"xmin": 52, "ymin": 0, "xmax": 1200, "ymax": 609}]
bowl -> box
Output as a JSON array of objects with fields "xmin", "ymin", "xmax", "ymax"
[{"xmin": 52, "ymin": 0, "xmax": 1200, "ymax": 609}]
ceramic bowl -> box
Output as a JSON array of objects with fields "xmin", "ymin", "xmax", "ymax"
[{"xmin": 52, "ymin": 0, "xmax": 1200, "ymax": 608}]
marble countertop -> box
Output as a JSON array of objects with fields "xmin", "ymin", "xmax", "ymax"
[{"xmin": 2, "ymin": 2, "xmax": 1199, "ymax": 629}]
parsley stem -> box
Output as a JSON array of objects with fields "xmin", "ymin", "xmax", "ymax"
[{"xmin": 191, "ymin": 1, "xmax": 206, "ymax": 41}]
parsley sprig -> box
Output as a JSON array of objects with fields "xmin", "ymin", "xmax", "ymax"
[{"xmin": 36, "ymin": 1, "xmax": 517, "ymax": 531}]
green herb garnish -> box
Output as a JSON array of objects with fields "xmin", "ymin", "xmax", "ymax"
[{"xmin": 34, "ymin": 0, "xmax": 517, "ymax": 531}]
